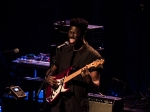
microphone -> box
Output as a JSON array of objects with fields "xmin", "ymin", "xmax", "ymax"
[
  {"xmin": 57, "ymin": 41, "xmax": 69, "ymax": 49},
  {"xmin": 112, "ymin": 77, "xmax": 126, "ymax": 85},
  {"xmin": 3, "ymin": 48, "xmax": 19, "ymax": 54},
  {"xmin": 112, "ymin": 78, "xmax": 120, "ymax": 82}
]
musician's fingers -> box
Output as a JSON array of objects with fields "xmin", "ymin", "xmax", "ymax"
[
  {"xmin": 81, "ymin": 71, "xmax": 84, "ymax": 77},
  {"xmin": 82, "ymin": 67, "xmax": 86, "ymax": 72},
  {"xmin": 85, "ymin": 66, "xmax": 88, "ymax": 70},
  {"xmin": 46, "ymin": 76, "xmax": 54, "ymax": 85},
  {"xmin": 49, "ymin": 80, "xmax": 56, "ymax": 87},
  {"xmin": 81, "ymin": 66, "xmax": 90, "ymax": 77},
  {"xmin": 85, "ymin": 66, "xmax": 90, "ymax": 74},
  {"xmin": 80, "ymin": 69, "xmax": 85, "ymax": 77},
  {"xmin": 49, "ymin": 76, "xmax": 55, "ymax": 81}
]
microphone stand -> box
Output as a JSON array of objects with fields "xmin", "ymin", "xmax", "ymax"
[
  {"xmin": 112, "ymin": 78, "xmax": 127, "ymax": 99},
  {"xmin": 132, "ymin": 2, "xmax": 147, "ymax": 108},
  {"xmin": 36, "ymin": 80, "xmax": 46, "ymax": 97},
  {"xmin": 36, "ymin": 44, "xmax": 57, "ymax": 110},
  {"xmin": 112, "ymin": 78, "xmax": 127, "ymax": 109}
]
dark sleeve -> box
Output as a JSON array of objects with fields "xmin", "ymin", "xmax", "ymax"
[
  {"xmin": 89, "ymin": 51, "xmax": 104, "ymax": 73},
  {"xmin": 51, "ymin": 51, "xmax": 60, "ymax": 68},
  {"xmin": 89, "ymin": 65, "xmax": 103, "ymax": 73}
]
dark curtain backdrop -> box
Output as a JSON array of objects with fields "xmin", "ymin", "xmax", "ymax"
[{"xmin": 0, "ymin": 0, "xmax": 150, "ymax": 95}]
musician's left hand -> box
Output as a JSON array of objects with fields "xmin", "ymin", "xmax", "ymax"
[{"xmin": 81, "ymin": 66, "xmax": 92, "ymax": 83}]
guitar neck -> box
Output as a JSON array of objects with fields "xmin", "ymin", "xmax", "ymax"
[
  {"xmin": 63, "ymin": 63, "xmax": 92, "ymax": 83},
  {"xmin": 63, "ymin": 59, "xmax": 104, "ymax": 83},
  {"xmin": 63, "ymin": 67, "xmax": 83, "ymax": 83}
]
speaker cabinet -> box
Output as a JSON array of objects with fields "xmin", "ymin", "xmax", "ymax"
[
  {"xmin": 88, "ymin": 93, "xmax": 124, "ymax": 112},
  {"xmin": 52, "ymin": 20, "xmax": 104, "ymax": 49}
]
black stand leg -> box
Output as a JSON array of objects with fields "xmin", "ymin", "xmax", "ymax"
[
  {"xmin": 132, "ymin": 3, "xmax": 148, "ymax": 108},
  {"xmin": 133, "ymin": 92, "xmax": 146, "ymax": 107}
]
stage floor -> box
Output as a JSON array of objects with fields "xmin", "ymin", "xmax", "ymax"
[{"xmin": 1, "ymin": 92, "xmax": 149, "ymax": 112}]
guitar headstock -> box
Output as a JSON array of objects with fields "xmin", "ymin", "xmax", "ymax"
[{"xmin": 87, "ymin": 59, "xmax": 105, "ymax": 68}]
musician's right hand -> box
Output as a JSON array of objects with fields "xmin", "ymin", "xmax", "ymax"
[{"xmin": 46, "ymin": 75, "xmax": 58, "ymax": 89}]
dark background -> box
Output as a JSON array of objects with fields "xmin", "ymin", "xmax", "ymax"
[{"xmin": 0, "ymin": 0, "xmax": 150, "ymax": 96}]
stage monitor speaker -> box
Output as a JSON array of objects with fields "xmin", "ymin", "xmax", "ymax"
[
  {"xmin": 52, "ymin": 20, "xmax": 104, "ymax": 49},
  {"xmin": 88, "ymin": 93, "xmax": 124, "ymax": 112}
]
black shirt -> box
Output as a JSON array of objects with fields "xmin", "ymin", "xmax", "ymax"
[
  {"xmin": 54, "ymin": 42, "xmax": 102, "ymax": 92},
  {"xmin": 50, "ymin": 42, "xmax": 103, "ymax": 112}
]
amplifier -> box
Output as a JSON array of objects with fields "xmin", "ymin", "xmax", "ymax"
[
  {"xmin": 88, "ymin": 93, "xmax": 124, "ymax": 112},
  {"xmin": 52, "ymin": 20, "xmax": 104, "ymax": 49}
]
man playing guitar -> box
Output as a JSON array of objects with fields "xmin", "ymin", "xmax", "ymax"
[{"xmin": 45, "ymin": 18, "xmax": 104, "ymax": 112}]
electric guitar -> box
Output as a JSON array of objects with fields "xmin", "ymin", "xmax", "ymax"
[{"xmin": 45, "ymin": 59, "xmax": 104, "ymax": 104}]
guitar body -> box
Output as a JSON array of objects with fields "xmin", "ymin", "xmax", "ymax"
[
  {"xmin": 45, "ymin": 59, "xmax": 104, "ymax": 104},
  {"xmin": 45, "ymin": 67, "xmax": 72, "ymax": 104}
]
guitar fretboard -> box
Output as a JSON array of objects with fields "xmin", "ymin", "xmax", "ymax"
[
  {"xmin": 63, "ymin": 59, "xmax": 104, "ymax": 83},
  {"xmin": 64, "ymin": 68, "xmax": 83, "ymax": 83}
]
